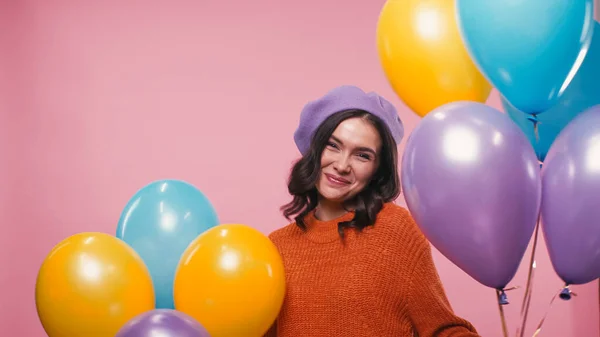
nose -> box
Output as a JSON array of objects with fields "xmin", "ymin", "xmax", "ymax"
[{"xmin": 333, "ymin": 154, "xmax": 351, "ymax": 174}]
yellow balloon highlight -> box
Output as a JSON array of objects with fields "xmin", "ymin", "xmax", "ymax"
[
  {"xmin": 377, "ymin": 0, "xmax": 492, "ymax": 117},
  {"xmin": 174, "ymin": 224, "xmax": 285, "ymax": 337},
  {"xmin": 35, "ymin": 232, "xmax": 155, "ymax": 337}
]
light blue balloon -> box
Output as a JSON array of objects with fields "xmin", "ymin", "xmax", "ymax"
[
  {"xmin": 116, "ymin": 179, "xmax": 219, "ymax": 309},
  {"xmin": 456, "ymin": 0, "xmax": 594, "ymax": 114},
  {"xmin": 502, "ymin": 21, "xmax": 600, "ymax": 162}
]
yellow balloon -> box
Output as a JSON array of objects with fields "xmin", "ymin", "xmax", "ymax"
[
  {"xmin": 174, "ymin": 224, "xmax": 285, "ymax": 337},
  {"xmin": 35, "ymin": 232, "xmax": 155, "ymax": 337},
  {"xmin": 376, "ymin": 0, "xmax": 492, "ymax": 117}
]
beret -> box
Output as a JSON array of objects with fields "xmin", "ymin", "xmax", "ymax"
[{"xmin": 293, "ymin": 85, "xmax": 404, "ymax": 154}]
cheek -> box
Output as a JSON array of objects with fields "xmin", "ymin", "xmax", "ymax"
[
  {"xmin": 320, "ymin": 151, "xmax": 335, "ymax": 168},
  {"xmin": 353, "ymin": 163, "xmax": 378, "ymax": 185}
]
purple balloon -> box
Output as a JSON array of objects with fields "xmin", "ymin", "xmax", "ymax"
[
  {"xmin": 116, "ymin": 309, "xmax": 210, "ymax": 337},
  {"xmin": 541, "ymin": 105, "xmax": 600, "ymax": 285},
  {"xmin": 401, "ymin": 101, "xmax": 541, "ymax": 289}
]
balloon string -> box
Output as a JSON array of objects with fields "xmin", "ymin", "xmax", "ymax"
[
  {"xmin": 531, "ymin": 286, "xmax": 577, "ymax": 337},
  {"xmin": 517, "ymin": 214, "xmax": 542, "ymax": 337},
  {"xmin": 527, "ymin": 114, "xmax": 540, "ymax": 142},
  {"xmin": 496, "ymin": 289, "xmax": 510, "ymax": 337}
]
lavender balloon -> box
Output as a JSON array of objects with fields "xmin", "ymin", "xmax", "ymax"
[
  {"xmin": 541, "ymin": 105, "xmax": 600, "ymax": 285},
  {"xmin": 401, "ymin": 101, "xmax": 541, "ymax": 289},
  {"xmin": 116, "ymin": 309, "xmax": 210, "ymax": 337}
]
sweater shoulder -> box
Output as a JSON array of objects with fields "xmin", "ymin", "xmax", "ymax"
[
  {"xmin": 377, "ymin": 202, "xmax": 411, "ymax": 221},
  {"xmin": 268, "ymin": 222, "xmax": 302, "ymax": 245},
  {"xmin": 375, "ymin": 203, "xmax": 423, "ymax": 235},
  {"xmin": 370, "ymin": 202, "xmax": 430, "ymax": 253}
]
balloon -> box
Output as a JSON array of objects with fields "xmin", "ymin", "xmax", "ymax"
[
  {"xmin": 116, "ymin": 309, "xmax": 210, "ymax": 337},
  {"xmin": 503, "ymin": 21, "xmax": 600, "ymax": 162},
  {"xmin": 541, "ymin": 105, "xmax": 600, "ymax": 285},
  {"xmin": 174, "ymin": 224, "xmax": 285, "ymax": 337},
  {"xmin": 116, "ymin": 179, "xmax": 219, "ymax": 309},
  {"xmin": 456, "ymin": 0, "xmax": 594, "ymax": 114},
  {"xmin": 35, "ymin": 232, "xmax": 155, "ymax": 337},
  {"xmin": 401, "ymin": 102, "xmax": 541, "ymax": 289},
  {"xmin": 376, "ymin": 0, "xmax": 492, "ymax": 117}
]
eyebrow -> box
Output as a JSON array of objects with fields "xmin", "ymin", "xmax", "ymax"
[{"xmin": 330, "ymin": 135, "xmax": 377, "ymax": 156}]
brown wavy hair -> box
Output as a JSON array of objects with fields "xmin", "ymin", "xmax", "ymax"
[{"xmin": 280, "ymin": 109, "xmax": 400, "ymax": 238}]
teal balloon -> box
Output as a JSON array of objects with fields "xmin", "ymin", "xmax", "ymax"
[
  {"xmin": 503, "ymin": 21, "xmax": 600, "ymax": 162},
  {"xmin": 116, "ymin": 179, "xmax": 219, "ymax": 309},
  {"xmin": 456, "ymin": 0, "xmax": 594, "ymax": 114}
]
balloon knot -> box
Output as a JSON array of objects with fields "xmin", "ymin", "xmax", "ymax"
[
  {"xmin": 498, "ymin": 289, "xmax": 509, "ymax": 305},
  {"xmin": 559, "ymin": 286, "xmax": 572, "ymax": 300},
  {"xmin": 526, "ymin": 114, "xmax": 539, "ymax": 124}
]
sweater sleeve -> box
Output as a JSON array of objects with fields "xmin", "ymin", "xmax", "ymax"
[{"xmin": 407, "ymin": 242, "xmax": 480, "ymax": 337}]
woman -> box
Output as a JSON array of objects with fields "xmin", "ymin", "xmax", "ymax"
[{"xmin": 265, "ymin": 85, "xmax": 479, "ymax": 337}]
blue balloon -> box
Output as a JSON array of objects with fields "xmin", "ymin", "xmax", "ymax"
[
  {"xmin": 503, "ymin": 21, "xmax": 600, "ymax": 162},
  {"xmin": 456, "ymin": 0, "xmax": 594, "ymax": 114},
  {"xmin": 116, "ymin": 179, "xmax": 219, "ymax": 309}
]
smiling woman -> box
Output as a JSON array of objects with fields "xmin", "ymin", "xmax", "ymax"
[
  {"xmin": 263, "ymin": 85, "xmax": 481, "ymax": 337},
  {"xmin": 282, "ymin": 108, "xmax": 399, "ymax": 238},
  {"xmin": 318, "ymin": 115, "xmax": 384, "ymax": 204}
]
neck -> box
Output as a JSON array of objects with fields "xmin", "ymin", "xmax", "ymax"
[{"xmin": 315, "ymin": 198, "xmax": 349, "ymax": 221}]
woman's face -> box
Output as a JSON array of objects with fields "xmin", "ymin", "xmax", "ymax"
[{"xmin": 316, "ymin": 117, "xmax": 382, "ymax": 203}]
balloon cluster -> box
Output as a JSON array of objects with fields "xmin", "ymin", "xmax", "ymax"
[
  {"xmin": 35, "ymin": 179, "xmax": 285, "ymax": 337},
  {"xmin": 379, "ymin": 0, "xmax": 600, "ymax": 300}
]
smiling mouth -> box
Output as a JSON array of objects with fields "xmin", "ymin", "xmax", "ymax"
[{"xmin": 325, "ymin": 173, "xmax": 351, "ymax": 185}]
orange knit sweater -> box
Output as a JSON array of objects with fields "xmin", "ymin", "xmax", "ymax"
[{"xmin": 264, "ymin": 202, "xmax": 480, "ymax": 337}]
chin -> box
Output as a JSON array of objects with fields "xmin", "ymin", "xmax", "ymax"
[{"xmin": 317, "ymin": 187, "xmax": 349, "ymax": 203}]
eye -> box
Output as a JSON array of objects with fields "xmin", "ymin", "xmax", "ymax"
[
  {"xmin": 326, "ymin": 141, "xmax": 338, "ymax": 149},
  {"xmin": 357, "ymin": 153, "xmax": 372, "ymax": 161}
]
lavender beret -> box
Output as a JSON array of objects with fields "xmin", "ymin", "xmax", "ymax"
[{"xmin": 293, "ymin": 85, "xmax": 404, "ymax": 154}]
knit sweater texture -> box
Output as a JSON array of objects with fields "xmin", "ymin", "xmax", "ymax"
[{"xmin": 264, "ymin": 202, "xmax": 480, "ymax": 337}]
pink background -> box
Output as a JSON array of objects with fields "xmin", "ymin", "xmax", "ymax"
[{"xmin": 1, "ymin": 1, "xmax": 598, "ymax": 336}]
